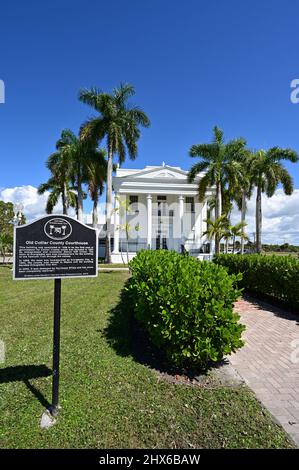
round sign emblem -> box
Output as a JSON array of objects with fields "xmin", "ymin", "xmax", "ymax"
[{"xmin": 44, "ymin": 218, "xmax": 72, "ymax": 241}]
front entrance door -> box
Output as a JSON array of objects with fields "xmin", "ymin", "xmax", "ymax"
[{"xmin": 156, "ymin": 232, "xmax": 168, "ymax": 250}]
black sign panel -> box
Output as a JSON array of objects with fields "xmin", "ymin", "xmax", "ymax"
[{"xmin": 13, "ymin": 215, "xmax": 98, "ymax": 280}]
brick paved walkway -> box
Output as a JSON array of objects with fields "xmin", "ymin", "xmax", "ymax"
[{"xmin": 230, "ymin": 295, "xmax": 299, "ymax": 447}]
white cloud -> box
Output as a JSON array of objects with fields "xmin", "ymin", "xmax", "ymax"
[
  {"xmin": 0, "ymin": 185, "xmax": 106, "ymax": 224},
  {"xmin": 231, "ymin": 188, "xmax": 299, "ymax": 245},
  {"xmin": 0, "ymin": 185, "xmax": 69, "ymax": 221}
]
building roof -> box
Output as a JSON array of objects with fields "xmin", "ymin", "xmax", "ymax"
[{"xmin": 112, "ymin": 163, "xmax": 213, "ymax": 196}]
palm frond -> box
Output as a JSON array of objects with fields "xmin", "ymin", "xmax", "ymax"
[
  {"xmin": 79, "ymin": 117, "xmax": 106, "ymax": 145},
  {"xmin": 78, "ymin": 88, "xmax": 103, "ymax": 111},
  {"xmin": 127, "ymin": 107, "xmax": 150, "ymax": 127},
  {"xmin": 267, "ymin": 147, "xmax": 299, "ymax": 164},
  {"xmin": 279, "ymin": 167, "xmax": 294, "ymax": 195},
  {"xmin": 212, "ymin": 126, "xmax": 224, "ymax": 145},
  {"xmin": 187, "ymin": 160, "xmax": 209, "ymax": 182},
  {"xmin": 197, "ymin": 174, "xmax": 211, "ymax": 202},
  {"xmin": 37, "ymin": 182, "xmax": 51, "ymax": 194},
  {"xmin": 113, "ymin": 83, "xmax": 135, "ymax": 108},
  {"xmin": 46, "ymin": 191, "xmax": 59, "ymax": 214},
  {"xmin": 189, "ymin": 143, "xmax": 218, "ymax": 159}
]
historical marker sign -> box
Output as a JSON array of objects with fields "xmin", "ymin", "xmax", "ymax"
[
  {"xmin": 13, "ymin": 215, "xmax": 98, "ymax": 419},
  {"xmin": 13, "ymin": 215, "xmax": 98, "ymax": 280}
]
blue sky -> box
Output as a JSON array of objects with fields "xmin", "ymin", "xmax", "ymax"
[{"xmin": 1, "ymin": 0, "xmax": 299, "ymax": 241}]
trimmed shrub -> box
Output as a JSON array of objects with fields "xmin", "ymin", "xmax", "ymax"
[
  {"xmin": 128, "ymin": 250, "xmax": 244, "ymax": 369},
  {"xmin": 213, "ymin": 254, "xmax": 299, "ymax": 310}
]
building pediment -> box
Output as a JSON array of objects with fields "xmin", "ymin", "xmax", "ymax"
[
  {"xmin": 112, "ymin": 163, "xmax": 213, "ymax": 196},
  {"xmin": 121, "ymin": 165, "xmax": 187, "ymax": 181}
]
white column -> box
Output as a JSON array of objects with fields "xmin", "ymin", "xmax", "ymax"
[
  {"xmin": 179, "ymin": 195, "xmax": 184, "ymax": 239},
  {"xmin": 147, "ymin": 194, "xmax": 152, "ymax": 249},
  {"xmin": 194, "ymin": 198, "xmax": 200, "ymax": 246},
  {"xmin": 113, "ymin": 193, "xmax": 119, "ymax": 253}
]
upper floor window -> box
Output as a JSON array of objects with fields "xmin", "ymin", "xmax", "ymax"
[
  {"xmin": 157, "ymin": 195, "xmax": 167, "ymax": 216},
  {"xmin": 129, "ymin": 195, "xmax": 139, "ymax": 213},
  {"xmin": 185, "ymin": 197, "xmax": 195, "ymax": 213}
]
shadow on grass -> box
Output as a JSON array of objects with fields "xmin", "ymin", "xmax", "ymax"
[
  {"xmin": 104, "ymin": 280, "xmax": 206, "ymax": 379},
  {"xmin": 0, "ymin": 364, "xmax": 52, "ymax": 408}
]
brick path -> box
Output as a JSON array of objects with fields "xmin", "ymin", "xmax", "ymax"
[{"xmin": 230, "ymin": 295, "xmax": 299, "ymax": 447}]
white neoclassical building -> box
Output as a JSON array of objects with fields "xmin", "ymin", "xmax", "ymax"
[{"xmin": 108, "ymin": 163, "xmax": 214, "ymax": 263}]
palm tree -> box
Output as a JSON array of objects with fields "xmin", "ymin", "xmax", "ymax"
[
  {"xmin": 57, "ymin": 130, "xmax": 92, "ymax": 222},
  {"xmin": 208, "ymin": 187, "xmax": 235, "ymax": 220},
  {"xmin": 38, "ymin": 131, "xmax": 76, "ymax": 214},
  {"xmin": 249, "ymin": 148, "xmax": 298, "ymax": 253},
  {"xmin": 86, "ymin": 150, "xmax": 107, "ymax": 227},
  {"xmin": 113, "ymin": 196, "xmax": 133, "ymax": 265},
  {"xmin": 229, "ymin": 222, "xmax": 248, "ymax": 253},
  {"xmin": 223, "ymin": 227, "xmax": 232, "ymax": 253},
  {"xmin": 38, "ymin": 176, "xmax": 76, "ymax": 214},
  {"xmin": 78, "ymin": 83, "xmax": 150, "ymax": 263},
  {"xmin": 202, "ymin": 214, "xmax": 228, "ymax": 252},
  {"xmin": 188, "ymin": 126, "xmax": 245, "ymax": 253},
  {"xmin": 231, "ymin": 149, "xmax": 253, "ymax": 254}
]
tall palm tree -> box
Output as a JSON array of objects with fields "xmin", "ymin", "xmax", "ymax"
[
  {"xmin": 78, "ymin": 83, "xmax": 150, "ymax": 263},
  {"xmin": 38, "ymin": 133, "xmax": 76, "ymax": 214},
  {"xmin": 231, "ymin": 149, "xmax": 253, "ymax": 254},
  {"xmin": 57, "ymin": 129, "xmax": 89, "ymax": 222},
  {"xmin": 188, "ymin": 126, "xmax": 245, "ymax": 253},
  {"xmin": 86, "ymin": 150, "xmax": 107, "ymax": 227},
  {"xmin": 249, "ymin": 148, "xmax": 298, "ymax": 253}
]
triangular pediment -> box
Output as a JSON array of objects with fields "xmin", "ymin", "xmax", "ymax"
[{"xmin": 126, "ymin": 165, "xmax": 187, "ymax": 180}]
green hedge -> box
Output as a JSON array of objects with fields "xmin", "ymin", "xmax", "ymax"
[
  {"xmin": 213, "ymin": 254, "xmax": 299, "ymax": 310},
  {"xmin": 128, "ymin": 250, "xmax": 244, "ymax": 369}
]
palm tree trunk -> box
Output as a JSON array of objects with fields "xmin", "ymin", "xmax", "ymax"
[
  {"xmin": 214, "ymin": 181, "xmax": 222, "ymax": 254},
  {"xmin": 92, "ymin": 200, "xmax": 98, "ymax": 227},
  {"xmin": 62, "ymin": 183, "xmax": 68, "ymax": 215},
  {"xmin": 92, "ymin": 191, "xmax": 98, "ymax": 228},
  {"xmin": 233, "ymin": 235, "xmax": 235, "ymax": 254},
  {"xmin": 120, "ymin": 241, "xmax": 125, "ymax": 265},
  {"xmin": 126, "ymin": 228, "xmax": 129, "ymax": 265},
  {"xmin": 105, "ymin": 146, "xmax": 113, "ymax": 264},
  {"xmin": 225, "ymin": 238, "xmax": 229, "ymax": 253},
  {"xmin": 216, "ymin": 181, "xmax": 222, "ymax": 219},
  {"xmin": 256, "ymin": 185, "xmax": 262, "ymax": 253},
  {"xmin": 77, "ymin": 183, "xmax": 84, "ymax": 222},
  {"xmin": 240, "ymin": 190, "xmax": 246, "ymax": 254}
]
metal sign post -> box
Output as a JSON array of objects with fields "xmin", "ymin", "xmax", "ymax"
[
  {"xmin": 51, "ymin": 278, "xmax": 61, "ymax": 416},
  {"xmin": 13, "ymin": 215, "xmax": 98, "ymax": 426}
]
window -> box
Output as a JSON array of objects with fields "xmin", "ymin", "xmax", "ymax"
[
  {"xmin": 185, "ymin": 197, "xmax": 195, "ymax": 213},
  {"xmin": 157, "ymin": 195, "xmax": 167, "ymax": 216},
  {"xmin": 129, "ymin": 195, "xmax": 139, "ymax": 213}
]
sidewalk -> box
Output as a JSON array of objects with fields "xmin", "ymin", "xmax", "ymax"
[{"xmin": 230, "ymin": 295, "xmax": 299, "ymax": 446}]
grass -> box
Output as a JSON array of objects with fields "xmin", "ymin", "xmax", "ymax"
[
  {"xmin": 0, "ymin": 266, "xmax": 294, "ymax": 449},
  {"xmin": 99, "ymin": 263, "xmax": 129, "ymax": 268}
]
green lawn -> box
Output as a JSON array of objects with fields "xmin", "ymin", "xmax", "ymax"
[
  {"xmin": 0, "ymin": 267, "xmax": 293, "ymax": 449},
  {"xmin": 99, "ymin": 263, "xmax": 129, "ymax": 268}
]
